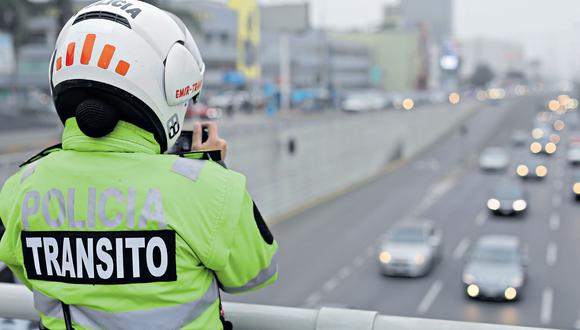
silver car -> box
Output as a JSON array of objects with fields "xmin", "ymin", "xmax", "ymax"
[
  {"xmin": 462, "ymin": 235, "xmax": 527, "ymax": 301},
  {"xmin": 377, "ymin": 221, "xmax": 443, "ymax": 277},
  {"xmin": 479, "ymin": 147, "xmax": 509, "ymax": 171}
]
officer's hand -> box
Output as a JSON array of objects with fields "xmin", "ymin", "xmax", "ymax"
[{"xmin": 192, "ymin": 121, "xmax": 228, "ymax": 161}]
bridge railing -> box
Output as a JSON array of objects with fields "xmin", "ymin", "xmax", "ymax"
[{"xmin": 0, "ymin": 283, "xmax": 552, "ymax": 330}]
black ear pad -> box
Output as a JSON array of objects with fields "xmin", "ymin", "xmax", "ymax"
[
  {"xmin": 76, "ymin": 98, "xmax": 120, "ymax": 138},
  {"xmin": 53, "ymin": 80, "xmax": 167, "ymax": 151}
]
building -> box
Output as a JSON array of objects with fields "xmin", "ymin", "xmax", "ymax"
[
  {"xmin": 459, "ymin": 38, "xmax": 524, "ymax": 81},
  {"xmin": 333, "ymin": 31, "xmax": 421, "ymax": 92},
  {"xmin": 261, "ymin": 3, "xmax": 309, "ymax": 33},
  {"xmin": 260, "ymin": 3, "xmax": 372, "ymax": 102},
  {"xmin": 400, "ymin": 0, "xmax": 453, "ymax": 44}
]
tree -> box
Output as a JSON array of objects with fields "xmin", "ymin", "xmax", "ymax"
[{"xmin": 470, "ymin": 63, "xmax": 495, "ymax": 88}]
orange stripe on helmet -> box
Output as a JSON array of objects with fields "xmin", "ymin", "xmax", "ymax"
[
  {"xmin": 66, "ymin": 42, "xmax": 75, "ymax": 66},
  {"xmin": 115, "ymin": 60, "xmax": 130, "ymax": 76},
  {"xmin": 81, "ymin": 34, "xmax": 96, "ymax": 65},
  {"xmin": 98, "ymin": 44, "xmax": 116, "ymax": 69},
  {"xmin": 56, "ymin": 57, "xmax": 62, "ymax": 71}
]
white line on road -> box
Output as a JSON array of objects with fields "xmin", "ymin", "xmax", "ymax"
[
  {"xmin": 453, "ymin": 238, "xmax": 471, "ymax": 260},
  {"xmin": 337, "ymin": 266, "xmax": 352, "ymax": 280},
  {"xmin": 322, "ymin": 278, "xmax": 339, "ymax": 293},
  {"xmin": 552, "ymin": 194, "xmax": 562, "ymax": 208},
  {"xmin": 546, "ymin": 243, "xmax": 558, "ymax": 266},
  {"xmin": 554, "ymin": 179, "xmax": 563, "ymax": 191},
  {"xmin": 353, "ymin": 255, "xmax": 365, "ymax": 268},
  {"xmin": 574, "ymin": 310, "xmax": 580, "ymax": 329},
  {"xmin": 474, "ymin": 210, "xmax": 487, "ymax": 226},
  {"xmin": 417, "ymin": 281, "xmax": 442, "ymax": 315},
  {"xmin": 304, "ymin": 292, "xmax": 322, "ymax": 307},
  {"xmin": 541, "ymin": 287, "xmax": 554, "ymax": 325},
  {"xmin": 365, "ymin": 245, "xmax": 375, "ymax": 257},
  {"xmin": 549, "ymin": 214, "xmax": 560, "ymax": 231}
]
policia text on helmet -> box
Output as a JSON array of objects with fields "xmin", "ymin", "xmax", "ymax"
[{"xmin": 0, "ymin": 1, "xmax": 278, "ymax": 330}]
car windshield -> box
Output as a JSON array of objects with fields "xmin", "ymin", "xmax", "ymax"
[
  {"xmin": 389, "ymin": 227, "xmax": 426, "ymax": 243},
  {"xmin": 472, "ymin": 246, "xmax": 519, "ymax": 263}
]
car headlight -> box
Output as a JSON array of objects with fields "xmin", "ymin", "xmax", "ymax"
[
  {"xmin": 530, "ymin": 142, "xmax": 542, "ymax": 154},
  {"xmin": 467, "ymin": 284, "xmax": 480, "ymax": 297},
  {"xmin": 414, "ymin": 255, "xmax": 425, "ymax": 265},
  {"xmin": 504, "ymin": 287, "xmax": 517, "ymax": 300},
  {"xmin": 511, "ymin": 275, "xmax": 524, "ymax": 287},
  {"xmin": 536, "ymin": 165, "xmax": 548, "ymax": 177},
  {"xmin": 545, "ymin": 142, "xmax": 557, "ymax": 154},
  {"xmin": 573, "ymin": 183, "xmax": 580, "ymax": 194},
  {"xmin": 512, "ymin": 200, "xmax": 527, "ymax": 211},
  {"xmin": 487, "ymin": 198, "xmax": 501, "ymax": 210},
  {"xmin": 516, "ymin": 165, "xmax": 529, "ymax": 176},
  {"xmin": 379, "ymin": 251, "xmax": 391, "ymax": 264},
  {"xmin": 463, "ymin": 273, "xmax": 475, "ymax": 284}
]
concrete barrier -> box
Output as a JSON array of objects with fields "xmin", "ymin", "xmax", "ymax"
[{"xmin": 220, "ymin": 102, "xmax": 478, "ymax": 221}]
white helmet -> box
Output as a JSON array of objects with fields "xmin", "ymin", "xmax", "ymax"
[{"xmin": 50, "ymin": 0, "xmax": 205, "ymax": 152}]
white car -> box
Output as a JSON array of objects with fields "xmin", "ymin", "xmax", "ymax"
[
  {"xmin": 342, "ymin": 92, "xmax": 385, "ymax": 112},
  {"xmin": 567, "ymin": 147, "xmax": 580, "ymax": 165},
  {"xmin": 479, "ymin": 147, "xmax": 510, "ymax": 171},
  {"xmin": 377, "ymin": 221, "xmax": 443, "ymax": 277}
]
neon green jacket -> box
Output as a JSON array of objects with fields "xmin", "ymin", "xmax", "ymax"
[{"xmin": 0, "ymin": 118, "xmax": 278, "ymax": 330}]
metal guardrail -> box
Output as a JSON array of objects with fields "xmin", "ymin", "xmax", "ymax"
[{"xmin": 0, "ymin": 283, "xmax": 553, "ymax": 330}]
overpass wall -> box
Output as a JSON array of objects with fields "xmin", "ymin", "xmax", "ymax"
[{"xmin": 221, "ymin": 103, "xmax": 477, "ymax": 220}]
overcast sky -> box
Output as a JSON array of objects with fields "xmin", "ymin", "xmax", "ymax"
[{"xmin": 260, "ymin": 0, "xmax": 580, "ymax": 80}]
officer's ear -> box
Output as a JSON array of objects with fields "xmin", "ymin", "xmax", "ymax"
[{"xmin": 253, "ymin": 203, "xmax": 274, "ymax": 245}]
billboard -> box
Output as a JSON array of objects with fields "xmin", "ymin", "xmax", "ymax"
[{"xmin": 228, "ymin": 0, "xmax": 260, "ymax": 80}]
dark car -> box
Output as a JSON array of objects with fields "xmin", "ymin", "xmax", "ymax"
[
  {"xmin": 487, "ymin": 182, "xmax": 528, "ymax": 215},
  {"xmin": 516, "ymin": 157, "xmax": 548, "ymax": 179}
]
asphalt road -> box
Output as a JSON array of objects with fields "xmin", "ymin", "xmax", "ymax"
[{"xmin": 224, "ymin": 95, "xmax": 580, "ymax": 330}]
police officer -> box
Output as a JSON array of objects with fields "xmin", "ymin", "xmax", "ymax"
[{"xmin": 0, "ymin": 1, "xmax": 278, "ymax": 329}]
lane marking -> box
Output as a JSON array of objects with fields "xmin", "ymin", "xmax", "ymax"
[
  {"xmin": 337, "ymin": 266, "xmax": 352, "ymax": 280},
  {"xmin": 552, "ymin": 194, "xmax": 562, "ymax": 208},
  {"xmin": 549, "ymin": 214, "xmax": 560, "ymax": 231},
  {"xmin": 322, "ymin": 278, "xmax": 339, "ymax": 293},
  {"xmin": 474, "ymin": 210, "xmax": 487, "ymax": 226},
  {"xmin": 365, "ymin": 245, "xmax": 375, "ymax": 257},
  {"xmin": 546, "ymin": 243, "xmax": 558, "ymax": 266},
  {"xmin": 304, "ymin": 292, "xmax": 322, "ymax": 307},
  {"xmin": 353, "ymin": 255, "xmax": 365, "ymax": 268},
  {"xmin": 417, "ymin": 280, "xmax": 442, "ymax": 315},
  {"xmin": 554, "ymin": 179, "xmax": 563, "ymax": 191},
  {"xmin": 574, "ymin": 310, "xmax": 580, "ymax": 329},
  {"xmin": 540, "ymin": 287, "xmax": 554, "ymax": 325},
  {"xmin": 453, "ymin": 238, "xmax": 471, "ymax": 260},
  {"xmin": 412, "ymin": 179, "xmax": 456, "ymax": 216}
]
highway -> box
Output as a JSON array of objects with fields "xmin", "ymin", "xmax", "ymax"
[{"xmin": 224, "ymin": 96, "xmax": 580, "ymax": 330}]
